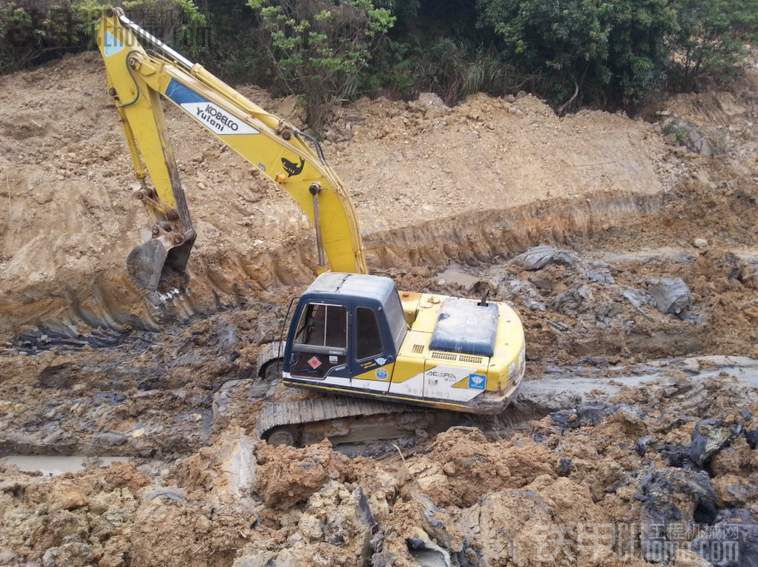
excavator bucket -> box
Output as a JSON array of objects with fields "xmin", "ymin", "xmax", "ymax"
[{"xmin": 126, "ymin": 234, "xmax": 195, "ymax": 292}]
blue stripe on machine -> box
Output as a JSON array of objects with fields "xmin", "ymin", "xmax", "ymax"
[
  {"xmin": 166, "ymin": 79, "xmax": 206, "ymax": 105},
  {"xmin": 103, "ymin": 31, "xmax": 124, "ymax": 57}
]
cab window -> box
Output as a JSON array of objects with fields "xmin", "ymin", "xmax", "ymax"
[
  {"xmin": 294, "ymin": 303, "xmax": 347, "ymax": 351},
  {"xmin": 356, "ymin": 307, "xmax": 383, "ymax": 360}
]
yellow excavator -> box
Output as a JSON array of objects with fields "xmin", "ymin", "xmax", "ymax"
[{"xmin": 97, "ymin": 9, "xmax": 525, "ymax": 444}]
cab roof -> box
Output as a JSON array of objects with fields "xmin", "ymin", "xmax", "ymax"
[{"xmin": 304, "ymin": 272, "xmax": 397, "ymax": 304}]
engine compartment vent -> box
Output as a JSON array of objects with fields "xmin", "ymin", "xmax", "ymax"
[
  {"xmin": 431, "ymin": 351, "xmax": 458, "ymax": 361},
  {"xmin": 430, "ymin": 351, "xmax": 485, "ymax": 365}
]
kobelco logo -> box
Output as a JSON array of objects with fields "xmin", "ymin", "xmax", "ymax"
[{"xmin": 182, "ymin": 101, "xmax": 259, "ymax": 136}]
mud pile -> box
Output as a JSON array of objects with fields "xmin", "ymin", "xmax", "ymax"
[
  {"xmin": 1, "ymin": 371, "xmax": 756, "ymax": 566},
  {"xmin": 0, "ymin": 52, "xmax": 691, "ymax": 335}
]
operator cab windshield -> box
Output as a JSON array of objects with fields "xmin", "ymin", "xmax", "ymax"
[
  {"xmin": 294, "ymin": 303, "xmax": 347, "ymax": 351},
  {"xmin": 289, "ymin": 303, "xmax": 348, "ymax": 379}
]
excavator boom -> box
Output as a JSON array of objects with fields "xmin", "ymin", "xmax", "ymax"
[{"xmin": 97, "ymin": 8, "xmax": 367, "ymax": 294}]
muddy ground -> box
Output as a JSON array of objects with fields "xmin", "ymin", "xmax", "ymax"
[{"xmin": 0, "ymin": 52, "xmax": 757, "ymax": 566}]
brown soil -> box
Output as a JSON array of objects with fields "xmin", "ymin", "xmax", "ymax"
[
  {"xmin": 0, "ymin": 52, "xmax": 687, "ymax": 336},
  {"xmin": 0, "ymin": 51, "xmax": 756, "ymax": 566}
]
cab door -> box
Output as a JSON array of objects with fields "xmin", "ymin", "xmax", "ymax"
[
  {"xmin": 350, "ymin": 306, "xmax": 394, "ymax": 392},
  {"xmin": 288, "ymin": 302, "xmax": 351, "ymax": 380}
]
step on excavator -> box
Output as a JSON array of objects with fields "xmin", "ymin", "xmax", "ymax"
[{"xmin": 97, "ymin": 9, "xmax": 526, "ymax": 446}]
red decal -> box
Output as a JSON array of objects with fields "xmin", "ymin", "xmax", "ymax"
[{"xmin": 307, "ymin": 356, "xmax": 322, "ymax": 370}]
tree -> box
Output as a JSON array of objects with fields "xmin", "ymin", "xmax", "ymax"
[
  {"xmin": 476, "ymin": 0, "xmax": 676, "ymax": 109},
  {"xmin": 249, "ymin": 0, "xmax": 395, "ymax": 130},
  {"xmin": 669, "ymin": 0, "xmax": 758, "ymax": 89},
  {"xmin": 0, "ymin": 0, "xmax": 205, "ymax": 73}
]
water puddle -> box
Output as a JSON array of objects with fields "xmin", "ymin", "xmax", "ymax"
[{"xmin": 0, "ymin": 455, "xmax": 130, "ymax": 476}]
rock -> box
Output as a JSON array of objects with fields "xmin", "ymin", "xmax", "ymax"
[
  {"xmin": 0, "ymin": 550, "xmax": 18, "ymax": 565},
  {"xmin": 212, "ymin": 379, "xmax": 253, "ymax": 421},
  {"xmin": 416, "ymin": 92, "xmax": 448, "ymax": 110},
  {"xmin": 254, "ymin": 440, "xmax": 346, "ymax": 509},
  {"xmin": 37, "ymin": 363, "xmax": 77, "ymax": 389},
  {"xmin": 411, "ymin": 492, "xmax": 453, "ymax": 550},
  {"xmin": 674, "ymin": 549, "xmax": 712, "ymax": 567},
  {"xmin": 406, "ymin": 534, "xmax": 451, "ymax": 567},
  {"xmin": 692, "ymin": 508, "xmax": 758, "ymax": 567},
  {"xmin": 221, "ymin": 432, "xmax": 257, "ymax": 502},
  {"xmin": 713, "ymin": 474, "xmax": 758, "ymax": 507},
  {"xmin": 434, "ymin": 266, "xmax": 485, "ymax": 290},
  {"xmin": 662, "ymin": 118, "xmax": 725, "ymax": 156},
  {"xmin": 636, "ymin": 435, "xmax": 656, "ymax": 457},
  {"xmin": 93, "ymin": 431, "xmax": 128, "ymax": 448},
  {"xmin": 512, "ymin": 245, "xmax": 577, "ymax": 271},
  {"xmin": 693, "ymin": 238, "xmax": 709, "ymax": 249},
  {"xmin": 216, "ymin": 320, "xmax": 239, "ymax": 353},
  {"xmin": 646, "ymin": 277, "xmax": 692, "ymax": 316},
  {"xmin": 502, "ymin": 279, "xmax": 546, "ymax": 311},
  {"xmin": 637, "ymin": 467, "xmax": 718, "ymax": 563},
  {"xmin": 142, "ymin": 486, "xmax": 187, "ymax": 503},
  {"xmin": 298, "ymin": 512, "xmax": 323, "ymax": 541},
  {"xmin": 137, "ymin": 370, "xmax": 163, "ymax": 391},
  {"xmin": 551, "ymin": 285, "xmax": 592, "ymax": 315},
  {"xmin": 232, "ymin": 551, "xmax": 280, "ymax": 567},
  {"xmin": 745, "ymin": 429, "xmax": 758, "ymax": 450},
  {"xmin": 585, "ymin": 262, "xmax": 615, "ymax": 284},
  {"xmin": 557, "ymin": 457, "xmax": 573, "ymax": 476},
  {"xmin": 688, "ymin": 418, "xmax": 741, "ymax": 468},
  {"xmin": 621, "ymin": 287, "xmax": 652, "ymax": 310},
  {"xmin": 49, "ymin": 482, "xmax": 88, "ymax": 511},
  {"xmin": 42, "ymin": 542, "xmax": 93, "ymax": 567},
  {"xmin": 456, "ymin": 477, "xmax": 615, "ymax": 565},
  {"xmin": 551, "ymin": 403, "xmax": 620, "ymax": 430},
  {"xmin": 660, "ymin": 443, "xmax": 696, "ymax": 468},
  {"xmin": 236, "ymin": 481, "xmax": 375, "ymax": 565}
]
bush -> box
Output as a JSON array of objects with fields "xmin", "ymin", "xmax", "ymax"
[
  {"xmin": 669, "ymin": 0, "xmax": 758, "ymax": 90},
  {"xmin": 477, "ymin": 0, "xmax": 677, "ymax": 110},
  {"xmin": 249, "ymin": 0, "xmax": 395, "ymax": 130},
  {"xmin": 1, "ymin": 0, "xmax": 755, "ymax": 120},
  {"xmin": 0, "ymin": 0, "xmax": 205, "ymax": 74},
  {"xmin": 0, "ymin": 1, "xmax": 93, "ymax": 72}
]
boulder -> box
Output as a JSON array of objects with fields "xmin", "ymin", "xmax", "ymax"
[
  {"xmin": 646, "ymin": 277, "xmax": 692, "ymax": 316},
  {"xmin": 512, "ymin": 245, "xmax": 577, "ymax": 271},
  {"xmin": 688, "ymin": 418, "xmax": 742, "ymax": 468}
]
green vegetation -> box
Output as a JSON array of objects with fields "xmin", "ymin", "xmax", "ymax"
[
  {"xmin": 249, "ymin": 0, "xmax": 394, "ymax": 128},
  {"xmin": 0, "ymin": 0, "xmax": 205, "ymax": 72},
  {"xmin": 669, "ymin": 0, "xmax": 758, "ymax": 89},
  {"xmin": 1, "ymin": 0, "xmax": 756, "ymax": 126}
]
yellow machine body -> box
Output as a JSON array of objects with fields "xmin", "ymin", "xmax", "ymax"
[{"xmin": 97, "ymin": 10, "xmax": 526, "ymax": 415}]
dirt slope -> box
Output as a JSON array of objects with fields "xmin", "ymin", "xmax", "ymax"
[{"xmin": 0, "ymin": 52, "xmax": 687, "ymax": 336}]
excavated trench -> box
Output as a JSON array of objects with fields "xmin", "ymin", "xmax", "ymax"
[{"xmin": 6, "ymin": 188, "xmax": 664, "ymax": 338}]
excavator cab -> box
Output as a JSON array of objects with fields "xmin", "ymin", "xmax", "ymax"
[
  {"xmin": 283, "ymin": 273, "xmax": 407, "ymax": 385},
  {"xmin": 280, "ymin": 272, "xmax": 526, "ymax": 415}
]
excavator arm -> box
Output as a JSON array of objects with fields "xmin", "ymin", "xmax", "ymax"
[{"xmin": 97, "ymin": 8, "xmax": 367, "ymax": 293}]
